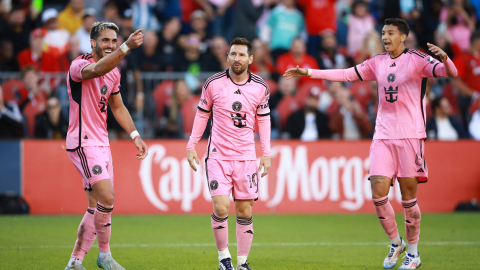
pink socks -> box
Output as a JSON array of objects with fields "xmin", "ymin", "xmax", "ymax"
[
  {"xmin": 236, "ymin": 216, "xmax": 254, "ymax": 257},
  {"xmin": 373, "ymin": 196, "xmax": 399, "ymax": 240},
  {"xmin": 71, "ymin": 207, "xmax": 97, "ymax": 260},
  {"xmin": 211, "ymin": 213, "xmax": 229, "ymax": 252},
  {"xmin": 402, "ymin": 199, "xmax": 421, "ymax": 244},
  {"xmin": 94, "ymin": 203, "xmax": 113, "ymax": 253}
]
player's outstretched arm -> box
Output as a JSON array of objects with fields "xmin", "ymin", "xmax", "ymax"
[
  {"xmin": 108, "ymin": 92, "xmax": 148, "ymax": 160},
  {"xmin": 427, "ymin": 42, "xmax": 458, "ymax": 78},
  {"xmin": 82, "ymin": 29, "xmax": 144, "ymax": 80},
  {"xmin": 283, "ymin": 65, "xmax": 361, "ymax": 82}
]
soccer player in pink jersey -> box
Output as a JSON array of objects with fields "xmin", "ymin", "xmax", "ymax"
[
  {"xmin": 284, "ymin": 18, "xmax": 457, "ymax": 269},
  {"xmin": 186, "ymin": 37, "xmax": 271, "ymax": 270},
  {"xmin": 64, "ymin": 22, "xmax": 148, "ymax": 270}
]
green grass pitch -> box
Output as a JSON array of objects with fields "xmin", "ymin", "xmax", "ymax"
[{"xmin": 1, "ymin": 213, "xmax": 479, "ymax": 269}]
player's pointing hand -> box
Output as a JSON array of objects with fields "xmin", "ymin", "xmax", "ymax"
[
  {"xmin": 283, "ymin": 65, "xmax": 308, "ymax": 80},
  {"xmin": 427, "ymin": 42, "xmax": 447, "ymax": 61},
  {"xmin": 187, "ymin": 150, "xmax": 200, "ymax": 171},
  {"xmin": 125, "ymin": 29, "xmax": 144, "ymax": 50}
]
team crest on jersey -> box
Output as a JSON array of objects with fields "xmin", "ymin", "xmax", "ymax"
[
  {"xmin": 387, "ymin": 73, "xmax": 395, "ymax": 83},
  {"xmin": 232, "ymin": 101, "xmax": 242, "ymax": 112},
  {"xmin": 415, "ymin": 153, "xmax": 423, "ymax": 166},
  {"xmin": 92, "ymin": 165, "xmax": 103, "ymax": 175},
  {"xmin": 210, "ymin": 180, "xmax": 219, "ymax": 190},
  {"xmin": 100, "ymin": 85, "xmax": 108, "ymax": 96}
]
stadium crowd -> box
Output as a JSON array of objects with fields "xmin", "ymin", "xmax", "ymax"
[{"xmin": 1, "ymin": 0, "xmax": 480, "ymax": 141}]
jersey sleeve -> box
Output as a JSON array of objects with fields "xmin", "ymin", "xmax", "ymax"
[
  {"xmin": 111, "ymin": 68, "xmax": 121, "ymax": 95},
  {"xmin": 198, "ymin": 81, "xmax": 213, "ymax": 112},
  {"xmin": 70, "ymin": 59, "xmax": 91, "ymax": 82},
  {"xmin": 354, "ymin": 57, "xmax": 376, "ymax": 81},
  {"xmin": 257, "ymin": 85, "xmax": 270, "ymax": 116},
  {"xmin": 414, "ymin": 54, "xmax": 442, "ymax": 78}
]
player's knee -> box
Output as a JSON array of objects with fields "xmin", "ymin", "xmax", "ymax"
[
  {"xmin": 213, "ymin": 204, "xmax": 228, "ymax": 217},
  {"xmin": 99, "ymin": 194, "xmax": 115, "ymax": 206},
  {"xmin": 235, "ymin": 204, "xmax": 252, "ymax": 218}
]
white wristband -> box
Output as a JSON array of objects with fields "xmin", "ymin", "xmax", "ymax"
[
  {"xmin": 130, "ymin": 130, "xmax": 140, "ymax": 139},
  {"xmin": 307, "ymin": 69, "xmax": 312, "ymax": 77},
  {"xmin": 120, "ymin": 42, "xmax": 130, "ymax": 54}
]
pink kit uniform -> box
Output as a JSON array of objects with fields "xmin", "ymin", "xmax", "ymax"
[
  {"xmin": 311, "ymin": 48, "xmax": 456, "ymax": 182},
  {"xmin": 66, "ymin": 53, "xmax": 121, "ymax": 190},
  {"xmin": 187, "ymin": 70, "xmax": 271, "ymax": 200}
]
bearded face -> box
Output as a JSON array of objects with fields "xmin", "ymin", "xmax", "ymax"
[{"xmin": 227, "ymin": 44, "xmax": 253, "ymax": 76}]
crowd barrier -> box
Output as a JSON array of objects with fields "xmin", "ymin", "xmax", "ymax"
[{"xmin": 18, "ymin": 140, "xmax": 480, "ymax": 215}]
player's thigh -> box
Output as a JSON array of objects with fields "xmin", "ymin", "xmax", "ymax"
[
  {"xmin": 369, "ymin": 140, "xmax": 395, "ymax": 197},
  {"xmin": 206, "ymin": 159, "xmax": 233, "ymax": 197},
  {"xmin": 370, "ymin": 175, "xmax": 392, "ymax": 199},
  {"xmin": 397, "ymin": 177, "xmax": 418, "ymax": 201},
  {"xmin": 397, "ymin": 138, "xmax": 428, "ymax": 182},
  {"xmin": 231, "ymin": 160, "xmax": 258, "ymax": 201}
]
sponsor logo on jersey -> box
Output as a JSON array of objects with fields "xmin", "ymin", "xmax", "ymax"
[
  {"xmin": 384, "ymin": 86, "xmax": 398, "ymax": 103},
  {"xmin": 232, "ymin": 101, "xmax": 242, "ymax": 112},
  {"xmin": 390, "ymin": 63, "xmax": 396, "ymax": 67},
  {"xmin": 234, "ymin": 89, "xmax": 242, "ymax": 94},
  {"xmin": 92, "ymin": 165, "xmax": 103, "ymax": 175}
]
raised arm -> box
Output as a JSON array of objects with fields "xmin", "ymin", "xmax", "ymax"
[
  {"xmin": 427, "ymin": 43, "xmax": 457, "ymax": 78},
  {"xmin": 82, "ymin": 30, "xmax": 144, "ymax": 80},
  {"xmin": 283, "ymin": 65, "xmax": 361, "ymax": 82}
]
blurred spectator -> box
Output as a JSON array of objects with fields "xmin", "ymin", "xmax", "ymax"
[
  {"xmin": 132, "ymin": 0, "xmax": 160, "ymax": 31},
  {"xmin": 161, "ymin": 79, "xmax": 191, "ymax": 138},
  {"xmin": 3, "ymin": 6, "xmax": 31, "ymax": 57},
  {"xmin": 269, "ymin": 76, "xmax": 297, "ymax": 111},
  {"xmin": 0, "ymin": 86, "xmax": 24, "ymax": 139},
  {"xmin": 249, "ymin": 39, "xmax": 275, "ymax": 75},
  {"xmin": 316, "ymin": 33, "xmax": 347, "ymax": 70},
  {"xmin": 120, "ymin": 9, "xmax": 134, "ymax": 40},
  {"xmin": 452, "ymin": 31, "xmax": 480, "ymax": 127},
  {"xmin": 298, "ymin": 0, "xmax": 337, "ymax": 57},
  {"xmin": 260, "ymin": 0, "xmax": 307, "ymax": 61},
  {"xmin": 285, "ymin": 87, "xmax": 331, "ymax": 140},
  {"xmin": 132, "ymin": 31, "xmax": 163, "ymax": 72},
  {"xmin": 180, "ymin": 10, "xmax": 212, "ymax": 50},
  {"xmin": 198, "ymin": 0, "xmax": 235, "ymax": 39},
  {"xmin": 42, "ymin": 8, "xmax": 70, "ymax": 53},
  {"xmin": 158, "ymin": 16, "xmax": 182, "ymax": 71},
  {"xmin": 427, "ymin": 96, "xmax": 467, "ymax": 140},
  {"xmin": 328, "ymin": 87, "xmax": 372, "ymax": 139},
  {"xmin": 19, "ymin": 66, "xmax": 48, "ymax": 137},
  {"xmin": 231, "ymin": 0, "xmax": 264, "ymax": 42},
  {"xmin": 58, "ymin": 0, "xmax": 85, "ymax": 34},
  {"xmin": 0, "ymin": 40, "xmax": 18, "ymax": 71},
  {"xmin": 382, "ymin": 0, "xmax": 421, "ymax": 22},
  {"xmin": 276, "ymin": 38, "xmax": 319, "ymax": 84},
  {"xmin": 174, "ymin": 33, "xmax": 209, "ymax": 73},
  {"xmin": 155, "ymin": 0, "xmax": 181, "ymax": 22},
  {"xmin": 203, "ymin": 36, "xmax": 230, "ymax": 71},
  {"xmin": 103, "ymin": 1, "xmax": 123, "ymax": 28},
  {"xmin": 468, "ymin": 103, "xmax": 480, "ymax": 140},
  {"xmin": 440, "ymin": 0, "xmax": 476, "ymax": 52},
  {"xmin": 34, "ymin": 96, "xmax": 68, "ymax": 139},
  {"xmin": 353, "ymin": 31, "xmax": 384, "ymax": 65},
  {"xmin": 17, "ymin": 28, "xmax": 63, "ymax": 73},
  {"xmin": 75, "ymin": 8, "xmax": 96, "ymax": 54},
  {"xmin": 59, "ymin": 35, "xmax": 82, "ymax": 72},
  {"xmin": 347, "ymin": 1, "xmax": 375, "ymax": 57}
]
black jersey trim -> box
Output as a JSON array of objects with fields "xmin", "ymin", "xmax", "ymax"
[
  {"xmin": 389, "ymin": 48, "xmax": 409, "ymax": 59},
  {"xmin": 251, "ymin": 74, "xmax": 268, "ymax": 89},
  {"xmin": 111, "ymin": 91, "xmax": 120, "ymax": 95},
  {"xmin": 420, "ymin": 78, "xmax": 427, "ymax": 130},
  {"xmin": 354, "ymin": 66, "xmax": 363, "ymax": 81},
  {"xmin": 257, "ymin": 112, "xmax": 270, "ymax": 117},
  {"xmin": 66, "ymin": 71, "xmax": 83, "ymax": 151},
  {"xmin": 204, "ymin": 71, "xmax": 227, "ymax": 90},
  {"xmin": 226, "ymin": 69, "xmax": 252, "ymax": 86},
  {"xmin": 432, "ymin": 63, "xmax": 439, "ymax": 78},
  {"xmin": 77, "ymin": 148, "xmax": 91, "ymax": 179},
  {"xmin": 198, "ymin": 106, "xmax": 211, "ymax": 113}
]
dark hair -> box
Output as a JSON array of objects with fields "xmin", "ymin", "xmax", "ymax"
[
  {"xmin": 229, "ymin": 37, "xmax": 252, "ymax": 56},
  {"xmin": 351, "ymin": 1, "xmax": 368, "ymax": 16},
  {"xmin": 89, "ymin": 21, "xmax": 119, "ymax": 41},
  {"xmin": 384, "ymin": 18, "xmax": 409, "ymax": 37},
  {"xmin": 470, "ymin": 30, "xmax": 480, "ymax": 44},
  {"xmin": 431, "ymin": 96, "xmax": 445, "ymax": 111},
  {"xmin": 21, "ymin": 65, "xmax": 37, "ymax": 78}
]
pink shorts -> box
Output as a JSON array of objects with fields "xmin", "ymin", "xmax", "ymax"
[
  {"xmin": 205, "ymin": 159, "xmax": 259, "ymax": 200},
  {"xmin": 369, "ymin": 139, "xmax": 428, "ymax": 185},
  {"xmin": 67, "ymin": 146, "xmax": 114, "ymax": 190}
]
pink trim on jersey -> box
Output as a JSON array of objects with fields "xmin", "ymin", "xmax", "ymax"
[
  {"xmin": 187, "ymin": 70, "xmax": 271, "ymax": 160},
  {"xmin": 66, "ymin": 53, "xmax": 121, "ymax": 151}
]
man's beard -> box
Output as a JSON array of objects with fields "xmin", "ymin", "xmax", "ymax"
[
  {"xmin": 231, "ymin": 63, "xmax": 247, "ymax": 75},
  {"xmin": 95, "ymin": 45, "xmax": 104, "ymax": 59}
]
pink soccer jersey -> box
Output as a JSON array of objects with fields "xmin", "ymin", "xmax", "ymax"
[
  {"xmin": 66, "ymin": 53, "xmax": 121, "ymax": 151},
  {"xmin": 187, "ymin": 69, "xmax": 271, "ymax": 160},
  {"xmin": 355, "ymin": 48, "xmax": 441, "ymax": 139}
]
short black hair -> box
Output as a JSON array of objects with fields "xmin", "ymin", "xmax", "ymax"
[
  {"xmin": 431, "ymin": 96, "xmax": 445, "ymax": 111},
  {"xmin": 90, "ymin": 22, "xmax": 119, "ymax": 41},
  {"xmin": 229, "ymin": 37, "xmax": 252, "ymax": 56},
  {"xmin": 384, "ymin": 18, "xmax": 410, "ymax": 37},
  {"xmin": 470, "ymin": 30, "xmax": 480, "ymax": 44}
]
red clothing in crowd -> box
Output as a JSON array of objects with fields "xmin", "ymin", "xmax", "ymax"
[
  {"xmin": 453, "ymin": 52, "xmax": 480, "ymax": 93},
  {"xmin": 276, "ymin": 52, "xmax": 319, "ymax": 84},
  {"xmin": 17, "ymin": 46, "xmax": 63, "ymax": 72},
  {"xmin": 298, "ymin": 0, "xmax": 337, "ymax": 35}
]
